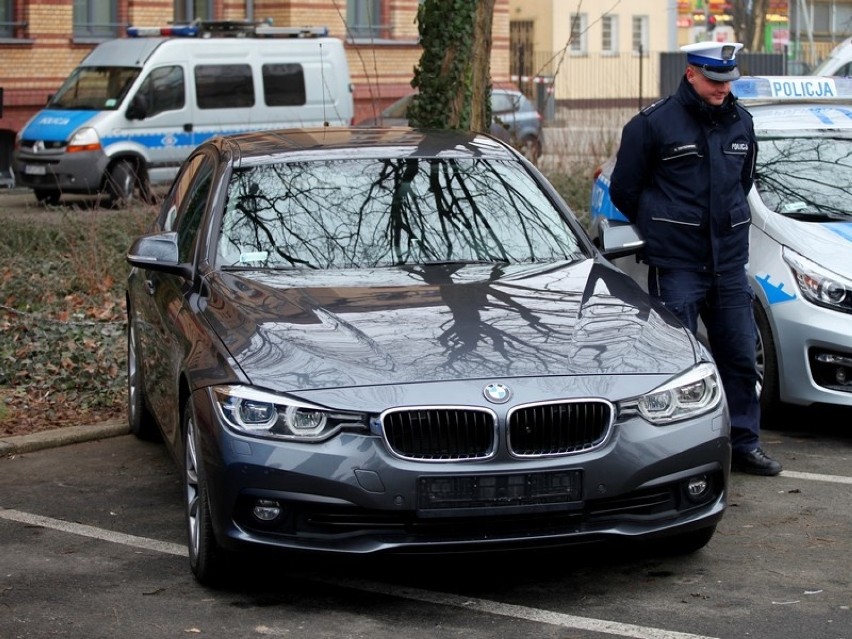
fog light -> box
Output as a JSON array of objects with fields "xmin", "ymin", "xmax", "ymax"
[
  {"xmin": 252, "ymin": 499, "xmax": 282, "ymax": 521},
  {"xmin": 685, "ymin": 475, "xmax": 710, "ymax": 502},
  {"xmin": 835, "ymin": 367, "xmax": 848, "ymax": 385}
]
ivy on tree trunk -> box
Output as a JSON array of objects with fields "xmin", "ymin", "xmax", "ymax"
[{"xmin": 408, "ymin": 0, "xmax": 495, "ymax": 133}]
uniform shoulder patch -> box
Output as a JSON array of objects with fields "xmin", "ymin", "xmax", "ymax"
[{"xmin": 640, "ymin": 96, "xmax": 670, "ymax": 115}]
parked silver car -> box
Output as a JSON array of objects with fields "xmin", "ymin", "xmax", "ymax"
[
  {"xmin": 358, "ymin": 88, "xmax": 544, "ymax": 163},
  {"xmin": 126, "ymin": 126, "xmax": 728, "ymax": 586}
]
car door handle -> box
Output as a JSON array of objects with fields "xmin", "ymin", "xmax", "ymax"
[{"xmin": 184, "ymin": 123, "xmax": 193, "ymax": 132}]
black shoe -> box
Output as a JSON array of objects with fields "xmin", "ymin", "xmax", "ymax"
[{"xmin": 732, "ymin": 447, "xmax": 782, "ymax": 476}]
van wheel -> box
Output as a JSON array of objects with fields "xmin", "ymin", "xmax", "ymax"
[
  {"xmin": 754, "ymin": 300, "xmax": 780, "ymax": 422},
  {"xmin": 106, "ymin": 160, "xmax": 137, "ymax": 208},
  {"xmin": 34, "ymin": 189, "xmax": 61, "ymax": 206}
]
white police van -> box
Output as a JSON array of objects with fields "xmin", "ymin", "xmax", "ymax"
[
  {"xmin": 811, "ymin": 35, "xmax": 852, "ymax": 77},
  {"xmin": 13, "ymin": 21, "xmax": 353, "ymax": 207},
  {"xmin": 590, "ymin": 76, "xmax": 852, "ymax": 418}
]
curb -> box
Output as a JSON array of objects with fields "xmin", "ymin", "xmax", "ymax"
[{"xmin": 0, "ymin": 419, "xmax": 130, "ymax": 456}]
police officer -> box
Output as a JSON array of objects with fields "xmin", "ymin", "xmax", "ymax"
[{"xmin": 609, "ymin": 41, "xmax": 782, "ymax": 476}]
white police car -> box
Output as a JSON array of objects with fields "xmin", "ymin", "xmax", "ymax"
[{"xmin": 590, "ymin": 76, "xmax": 852, "ymax": 417}]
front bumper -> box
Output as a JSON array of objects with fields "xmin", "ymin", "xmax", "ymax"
[
  {"xmin": 762, "ymin": 295, "xmax": 852, "ymax": 407},
  {"xmin": 14, "ymin": 147, "xmax": 109, "ymax": 195},
  {"xmin": 191, "ymin": 391, "xmax": 730, "ymax": 555}
]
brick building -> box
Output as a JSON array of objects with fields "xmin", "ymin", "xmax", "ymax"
[{"xmin": 0, "ymin": 0, "xmax": 511, "ymax": 136}]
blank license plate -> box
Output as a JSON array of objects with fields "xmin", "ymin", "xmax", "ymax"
[
  {"xmin": 418, "ymin": 470, "xmax": 582, "ymax": 510},
  {"xmin": 25, "ymin": 164, "xmax": 47, "ymax": 175}
]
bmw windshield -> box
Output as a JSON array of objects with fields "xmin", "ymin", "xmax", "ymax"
[{"xmin": 217, "ymin": 157, "xmax": 586, "ymax": 270}]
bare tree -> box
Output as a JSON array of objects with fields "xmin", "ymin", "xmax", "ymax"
[{"xmin": 730, "ymin": 0, "xmax": 771, "ymax": 51}]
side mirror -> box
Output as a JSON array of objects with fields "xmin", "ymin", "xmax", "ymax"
[
  {"xmin": 127, "ymin": 231, "xmax": 193, "ymax": 279},
  {"xmin": 598, "ymin": 218, "xmax": 645, "ymax": 260},
  {"xmin": 126, "ymin": 94, "xmax": 149, "ymax": 120}
]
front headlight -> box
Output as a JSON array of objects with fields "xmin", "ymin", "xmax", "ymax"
[
  {"xmin": 212, "ymin": 385, "xmax": 369, "ymax": 442},
  {"xmin": 783, "ymin": 247, "xmax": 852, "ymax": 313},
  {"xmin": 620, "ymin": 362, "xmax": 723, "ymax": 425},
  {"xmin": 67, "ymin": 127, "xmax": 102, "ymax": 153}
]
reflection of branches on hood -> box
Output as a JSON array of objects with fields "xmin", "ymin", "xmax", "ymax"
[{"xmin": 416, "ymin": 266, "xmax": 578, "ymax": 375}]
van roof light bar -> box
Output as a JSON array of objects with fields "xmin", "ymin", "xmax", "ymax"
[{"xmin": 127, "ymin": 21, "xmax": 329, "ymax": 39}]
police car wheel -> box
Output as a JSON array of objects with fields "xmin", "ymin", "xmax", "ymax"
[
  {"xmin": 753, "ymin": 300, "xmax": 780, "ymax": 420},
  {"xmin": 107, "ymin": 161, "xmax": 136, "ymax": 207}
]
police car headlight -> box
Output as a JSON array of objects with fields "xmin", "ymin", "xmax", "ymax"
[
  {"xmin": 783, "ymin": 247, "xmax": 852, "ymax": 313},
  {"xmin": 211, "ymin": 385, "xmax": 369, "ymax": 442},
  {"xmin": 67, "ymin": 127, "xmax": 102, "ymax": 153},
  {"xmin": 619, "ymin": 362, "xmax": 723, "ymax": 425}
]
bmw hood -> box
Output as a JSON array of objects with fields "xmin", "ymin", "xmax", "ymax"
[{"xmin": 202, "ymin": 258, "xmax": 698, "ymax": 392}]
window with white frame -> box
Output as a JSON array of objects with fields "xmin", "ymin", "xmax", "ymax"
[
  {"xmin": 602, "ymin": 15, "xmax": 618, "ymax": 54},
  {"xmin": 175, "ymin": 0, "xmax": 213, "ymax": 22},
  {"xmin": 632, "ymin": 15, "xmax": 649, "ymax": 56},
  {"xmin": 569, "ymin": 13, "xmax": 587, "ymax": 55},
  {"xmin": 348, "ymin": 0, "xmax": 382, "ymax": 39},
  {"xmin": 0, "ymin": 0, "xmax": 13, "ymax": 38},
  {"xmin": 73, "ymin": 0, "xmax": 118, "ymax": 39}
]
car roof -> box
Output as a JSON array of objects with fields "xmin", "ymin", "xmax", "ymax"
[
  {"xmin": 217, "ymin": 126, "xmax": 519, "ymax": 164},
  {"xmin": 733, "ymin": 75, "xmax": 852, "ymax": 135}
]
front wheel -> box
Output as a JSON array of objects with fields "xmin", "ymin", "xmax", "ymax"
[
  {"xmin": 126, "ymin": 314, "xmax": 159, "ymax": 441},
  {"xmin": 641, "ymin": 524, "xmax": 717, "ymax": 557},
  {"xmin": 753, "ymin": 300, "xmax": 780, "ymax": 422},
  {"xmin": 184, "ymin": 402, "xmax": 229, "ymax": 586},
  {"xmin": 518, "ymin": 136, "xmax": 542, "ymax": 164},
  {"xmin": 105, "ymin": 160, "xmax": 137, "ymax": 208}
]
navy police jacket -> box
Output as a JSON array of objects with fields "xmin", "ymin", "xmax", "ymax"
[{"xmin": 609, "ymin": 75, "xmax": 757, "ymax": 273}]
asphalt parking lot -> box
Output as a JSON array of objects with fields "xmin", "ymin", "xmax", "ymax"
[{"xmin": 1, "ymin": 410, "xmax": 850, "ymax": 639}]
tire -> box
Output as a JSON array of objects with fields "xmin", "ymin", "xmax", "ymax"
[
  {"xmin": 106, "ymin": 160, "xmax": 136, "ymax": 208},
  {"xmin": 753, "ymin": 299, "xmax": 780, "ymax": 422},
  {"xmin": 518, "ymin": 136, "xmax": 542, "ymax": 164},
  {"xmin": 664, "ymin": 524, "xmax": 717, "ymax": 555},
  {"xmin": 642, "ymin": 524, "xmax": 717, "ymax": 557},
  {"xmin": 184, "ymin": 402, "xmax": 229, "ymax": 586},
  {"xmin": 34, "ymin": 189, "xmax": 61, "ymax": 206},
  {"xmin": 126, "ymin": 315, "xmax": 160, "ymax": 441}
]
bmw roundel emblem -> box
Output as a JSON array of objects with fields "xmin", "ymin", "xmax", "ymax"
[{"xmin": 483, "ymin": 383, "xmax": 511, "ymax": 404}]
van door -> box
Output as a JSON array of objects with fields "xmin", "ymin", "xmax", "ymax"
[
  {"xmin": 189, "ymin": 62, "xmax": 256, "ymax": 143},
  {"xmin": 119, "ymin": 64, "xmax": 195, "ymax": 185}
]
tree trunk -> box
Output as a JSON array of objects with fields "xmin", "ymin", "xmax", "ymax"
[
  {"xmin": 470, "ymin": 0, "xmax": 495, "ymax": 133},
  {"xmin": 408, "ymin": 0, "xmax": 493, "ymax": 133}
]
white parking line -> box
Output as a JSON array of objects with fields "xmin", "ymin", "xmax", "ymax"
[
  {"xmin": 0, "ymin": 508, "xmax": 188, "ymax": 556},
  {"xmin": 300, "ymin": 574, "xmax": 720, "ymax": 639},
  {"xmin": 781, "ymin": 470, "xmax": 852, "ymax": 484},
  {"xmin": 0, "ymin": 506, "xmax": 718, "ymax": 639}
]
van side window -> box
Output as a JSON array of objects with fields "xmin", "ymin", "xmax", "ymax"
[
  {"xmin": 262, "ymin": 64, "xmax": 307, "ymax": 106},
  {"xmin": 137, "ymin": 66, "xmax": 185, "ymax": 117},
  {"xmin": 195, "ymin": 64, "xmax": 254, "ymax": 109}
]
